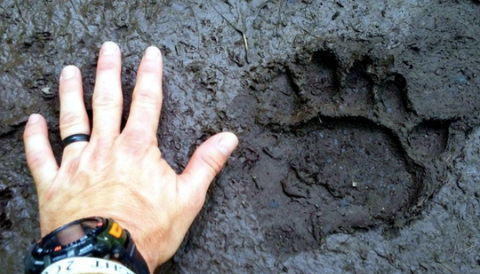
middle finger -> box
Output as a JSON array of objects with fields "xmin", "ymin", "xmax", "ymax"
[{"xmin": 91, "ymin": 41, "xmax": 123, "ymax": 143}]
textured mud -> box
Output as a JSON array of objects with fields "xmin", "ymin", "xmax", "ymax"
[{"xmin": 1, "ymin": 0, "xmax": 480, "ymax": 273}]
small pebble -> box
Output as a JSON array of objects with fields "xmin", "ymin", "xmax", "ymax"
[
  {"xmin": 268, "ymin": 201, "xmax": 280, "ymax": 208},
  {"xmin": 41, "ymin": 87, "xmax": 52, "ymax": 95}
]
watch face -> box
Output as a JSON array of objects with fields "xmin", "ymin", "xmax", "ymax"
[
  {"xmin": 39, "ymin": 218, "xmax": 101, "ymax": 249},
  {"xmin": 26, "ymin": 217, "xmax": 149, "ymax": 274}
]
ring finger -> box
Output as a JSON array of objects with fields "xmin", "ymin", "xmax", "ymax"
[{"xmin": 59, "ymin": 65, "xmax": 90, "ymax": 158}]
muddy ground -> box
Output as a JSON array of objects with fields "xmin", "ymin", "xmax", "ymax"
[{"xmin": 1, "ymin": 0, "xmax": 479, "ymax": 273}]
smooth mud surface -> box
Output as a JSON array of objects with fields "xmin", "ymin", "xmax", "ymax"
[{"xmin": 1, "ymin": 0, "xmax": 480, "ymax": 273}]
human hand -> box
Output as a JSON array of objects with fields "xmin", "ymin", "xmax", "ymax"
[{"xmin": 22, "ymin": 41, "xmax": 238, "ymax": 272}]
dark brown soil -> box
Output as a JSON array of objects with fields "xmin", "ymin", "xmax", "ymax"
[{"xmin": 1, "ymin": 0, "xmax": 479, "ymax": 273}]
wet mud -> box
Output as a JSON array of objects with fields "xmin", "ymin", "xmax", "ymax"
[
  {"xmin": 1, "ymin": 0, "xmax": 480, "ymax": 273},
  {"xmin": 220, "ymin": 39, "xmax": 469, "ymax": 256}
]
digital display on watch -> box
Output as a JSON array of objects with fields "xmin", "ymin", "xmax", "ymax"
[
  {"xmin": 39, "ymin": 219, "xmax": 98, "ymax": 249},
  {"xmin": 34, "ymin": 217, "xmax": 105, "ymax": 256}
]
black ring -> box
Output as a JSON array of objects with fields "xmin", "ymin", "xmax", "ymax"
[{"xmin": 62, "ymin": 134, "xmax": 90, "ymax": 148}]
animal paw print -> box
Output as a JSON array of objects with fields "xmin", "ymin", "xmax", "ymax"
[{"xmin": 226, "ymin": 41, "xmax": 453, "ymax": 255}]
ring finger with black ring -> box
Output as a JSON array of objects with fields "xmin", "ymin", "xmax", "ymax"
[{"xmin": 59, "ymin": 65, "xmax": 91, "ymax": 160}]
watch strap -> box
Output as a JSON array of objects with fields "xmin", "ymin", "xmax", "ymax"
[{"xmin": 114, "ymin": 229, "xmax": 150, "ymax": 274}]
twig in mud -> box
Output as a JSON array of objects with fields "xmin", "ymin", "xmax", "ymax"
[
  {"xmin": 445, "ymin": 153, "xmax": 452, "ymax": 162},
  {"xmin": 69, "ymin": 0, "xmax": 80, "ymax": 14},
  {"xmin": 450, "ymin": 233, "xmax": 459, "ymax": 263},
  {"xmin": 211, "ymin": 1, "xmax": 250, "ymax": 63},
  {"xmin": 439, "ymin": 263, "xmax": 456, "ymax": 274},
  {"xmin": 252, "ymin": 1, "xmax": 270, "ymax": 24},
  {"xmin": 301, "ymin": 27, "xmax": 321, "ymax": 39},
  {"xmin": 187, "ymin": 4, "xmax": 201, "ymax": 53},
  {"xmin": 211, "ymin": 0, "xmax": 269, "ymax": 64},
  {"xmin": 461, "ymin": 244, "xmax": 477, "ymax": 253},
  {"xmin": 250, "ymin": 174, "xmax": 261, "ymax": 190},
  {"xmin": 427, "ymin": 245, "xmax": 458, "ymax": 274},
  {"xmin": 242, "ymin": 32, "xmax": 249, "ymax": 52}
]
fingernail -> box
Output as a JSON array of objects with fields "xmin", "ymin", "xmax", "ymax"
[
  {"xmin": 61, "ymin": 66, "xmax": 76, "ymax": 80},
  {"xmin": 102, "ymin": 42, "xmax": 118, "ymax": 55},
  {"xmin": 145, "ymin": 46, "xmax": 160, "ymax": 60},
  {"xmin": 28, "ymin": 114, "xmax": 41, "ymax": 124},
  {"xmin": 218, "ymin": 133, "xmax": 239, "ymax": 156}
]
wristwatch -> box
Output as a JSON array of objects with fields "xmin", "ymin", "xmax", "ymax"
[{"xmin": 24, "ymin": 217, "xmax": 149, "ymax": 274}]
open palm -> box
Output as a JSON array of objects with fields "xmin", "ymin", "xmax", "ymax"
[{"xmin": 23, "ymin": 42, "xmax": 238, "ymax": 272}]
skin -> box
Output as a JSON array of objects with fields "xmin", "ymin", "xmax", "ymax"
[{"xmin": 22, "ymin": 41, "xmax": 238, "ymax": 273}]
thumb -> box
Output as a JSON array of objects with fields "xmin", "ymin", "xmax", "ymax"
[{"xmin": 179, "ymin": 132, "xmax": 238, "ymax": 195}]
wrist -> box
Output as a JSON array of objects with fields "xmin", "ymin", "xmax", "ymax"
[
  {"xmin": 25, "ymin": 217, "xmax": 150, "ymax": 274},
  {"xmin": 102, "ymin": 216, "xmax": 160, "ymax": 273}
]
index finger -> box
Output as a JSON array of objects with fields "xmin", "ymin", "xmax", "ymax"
[{"xmin": 122, "ymin": 46, "xmax": 163, "ymax": 143}]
